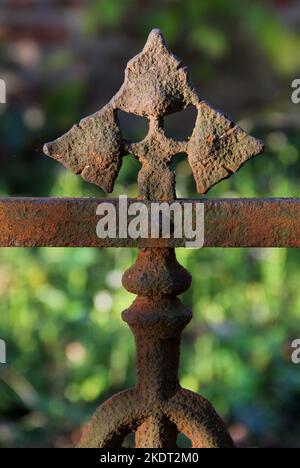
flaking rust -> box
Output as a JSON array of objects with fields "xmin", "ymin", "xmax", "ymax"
[
  {"xmin": 44, "ymin": 28, "xmax": 263, "ymax": 200},
  {"xmin": 44, "ymin": 29, "xmax": 264, "ymax": 447},
  {"xmin": 1, "ymin": 199, "xmax": 300, "ymax": 248}
]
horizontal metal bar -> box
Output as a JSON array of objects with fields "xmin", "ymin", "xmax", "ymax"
[{"xmin": 0, "ymin": 198, "xmax": 299, "ymax": 248}]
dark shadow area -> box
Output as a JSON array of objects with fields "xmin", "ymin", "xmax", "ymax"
[
  {"xmin": 117, "ymin": 110, "xmax": 149, "ymax": 143},
  {"xmin": 164, "ymin": 105, "xmax": 197, "ymax": 141}
]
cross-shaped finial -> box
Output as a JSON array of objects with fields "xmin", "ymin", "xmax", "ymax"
[{"xmin": 43, "ymin": 29, "xmax": 264, "ymax": 200}]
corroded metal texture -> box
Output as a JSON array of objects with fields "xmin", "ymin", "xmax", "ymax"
[
  {"xmin": 79, "ymin": 248, "xmax": 233, "ymax": 448},
  {"xmin": 43, "ymin": 29, "xmax": 263, "ymax": 199},
  {"xmin": 1, "ymin": 197, "xmax": 299, "ymax": 248},
  {"xmin": 41, "ymin": 29, "xmax": 266, "ymax": 448}
]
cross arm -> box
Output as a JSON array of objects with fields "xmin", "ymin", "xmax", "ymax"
[{"xmin": 0, "ymin": 197, "xmax": 299, "ymax": 248}]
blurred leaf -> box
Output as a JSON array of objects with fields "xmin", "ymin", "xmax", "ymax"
[
  {"xmin": 244, "ymin": 3, "xmax": 300, "ymax": 75},
  {"xmin": 189, "ymin": 26, "xmax": 229, "ymax": 59}
]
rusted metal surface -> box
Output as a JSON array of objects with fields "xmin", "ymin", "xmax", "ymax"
[
  {"xmin": 79, "ymin": 248, "xmax": 233, "ymax": 448},
  {"xmin": 1, "ymin": 197, "xmax": 299, "ymax": 248},
  {"xmin": 39, "ymin": 29, "xmax": 266, "ymax": 447},
  {"xmin": 43, "ymin": 29, "xmax": 263, "ymax": 199}
]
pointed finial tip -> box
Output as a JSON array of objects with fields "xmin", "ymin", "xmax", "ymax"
[
  {"xmin": 150, "ymin": 28, "xmax": 163, "ymax": 36},
  {"xmin": 145, "ymin": 28, "xmax": 166, "ymax": 48}
]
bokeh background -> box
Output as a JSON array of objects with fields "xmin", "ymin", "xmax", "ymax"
[{"xmin": 0, "ymin": 0, "xmax": 300, "ymax": 448}]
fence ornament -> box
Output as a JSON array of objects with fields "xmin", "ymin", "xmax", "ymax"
[
  {"xmin": 44, "ymin": 29, "xmax": 263, "ymax": 200},
  {"xmin": 39, "ymin": 29, "xmax": 265, "ymax": 448}
]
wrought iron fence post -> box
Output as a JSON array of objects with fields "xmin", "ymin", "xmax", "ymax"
[
  {"xmin": 43, "ymin": 29, "xmax": 264, "ymax": 447},
  {"xmin": 122, "ymin": 247, "xmax": 233, "ymax": 448}
]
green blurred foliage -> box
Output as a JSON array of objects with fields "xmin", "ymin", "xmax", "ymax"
[
  {"xmin": 84, "ymin": 0, "xmax": 135, "ymax": 31},
  {"xmin": 83, "ymin": 0, "xmax": 300, "ymax": 74},
  {"xmin": 0, "ymin": 0, "xmax": 300, "ymax": 448}
]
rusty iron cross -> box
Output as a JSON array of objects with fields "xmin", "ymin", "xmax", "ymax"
[
  {"xmin": 43, "ymin": 30, "xmax": 264, "ymax": 448},
  {"xmin": 44, "ymin": 29, "xmax": 263, "ymax": 201}
]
